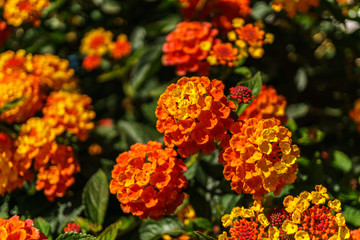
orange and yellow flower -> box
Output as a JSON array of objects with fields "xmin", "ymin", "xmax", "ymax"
[
  {"xmin": 0, "ymin": 215, "xmax": 48, "ymax": 239},
  {"xmin": 219, "ymin": 118, "xmax": 299, "ymax": 200},
  {"xmin": 162, "ymin": 234, "xmax": 191, "ymax": 240},
  {"xmin": 155, "ymin": 76, "xmax": 236, "ymax": 158},
  {"xmin": 3, "ymin": 0, "xmax": 50, "ymax": 27},
  {"xmin": 82, "ymin": 55, "xmax": 101, "ymax": 72},
  {"xmin": 80, "ymin": 28, "xmax": 113, "ymax": 56},
  {"xmin": 36, "ymin": 145, "xmax": 80, "ymax": 201},
  {"xmin": 219, "ymin": 201, "xmax": 272, "ymax": 240},
  {"xmin": 351, "ymin": 228, "xmax": 360, "ymax": 240},
  {"xmin": 162, "ymin": 22, "xmax": 218, "ymax": 76},
  {"xmin": 109, "ymin": 141, "xmax": 188, "ymax": 220},
  {"xmin": 349, "ymin": 99, "xmax": 360, "ymax": 132},
  {"xmin": 207, "ymin": 42, "xmax": 239, "ymax": 67},
  {"xmin": 239, "ymin": 85, "xmax": 287, "ymax": 124},
  {"xmin": 42, "ymin": 91, "xmax": 95, "ymax": 141},
  {"xmin": 110, "ymin": 34, "xmax": 132, "ymax": 60},
  {"xmin": 271, "ymin": 0, "xmax": 320, "ymax": 17},
  {"xmin": 281, "ymin": 185, "xmax": 350, "ymax": 240}
]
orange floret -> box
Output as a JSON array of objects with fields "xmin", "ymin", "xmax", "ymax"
[
  {"xmin": 42, "ymin": 91, "xmax": 95, "ymax": 141},
  {"xmin": 349, "ymin": 99, "xmax": 360, "ymax": 132},
  {"xmin": 109, "ymin": 141, "xmax": 188, "ymax": 220},
  {"xmin": 219, "ymin": 201, "xmax": 271, "ymax": 240},
  {"xmin": 155, "ymin": 76, "xmax": 236, "ymax": 158},
  {"xmin": 3, "ymin": 0, "xmax": 50, "ymax": 27},
  {"xmin": 0, "ymin": 215, "xmax": 48, "ymax": 239},
  {"xmin": 110, "ymin": 34, "xmax": 132, "ymax": 60},
  {"xmin": 281, "ymin": 185, "xmax": 350, "ymax": 240},
  {"xmin": 80, "ymin": 28, "xmax": 113, "ymax": 56},
  {"xmin": 208, "ymin": 42, "xmax": 239, "ymax": 67},
  {"xmin": 0, "ymin": 72, "xmax": 44, "ymax": 124},
  {"xmin": 0, "ymin": 49, "xmax": 31, "ymax": 73},
  {"xmin": 0, "ymin": 133, "xmax": 33, "ymax": 196},
  {"xmin": 82, "ymin": 55, "xmax": 101, "ymax": 72},
  {"xmin": 271, "ymin": 0, "xmax": 319, "ymax": 17},
  {"xmin": 239, "ymin": 85, "xmax": 287, "ymax": 124},
  {"xmin": 219, "ymin": 118, "xmax": 299, "ymax": 200},
  {"xmin": 36, "ymin": 145, "xmax": 80, "ymax": 201},
  {"xmin": 236, "ymin": 24, "xmax": 265, "ymax": 46},
  {"xmin": 162, "ymin": 22, "xmax": 218, "ymax": 76},
  {"xmin": 351, "ymin": 229, "xmax": 360, "ymax": 240},
  {"xmin": 180, "ymin": 0, "xmax": 251, "ymax": 32}
]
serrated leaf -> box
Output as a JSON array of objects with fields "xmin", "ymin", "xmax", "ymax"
[
  {"xmin": 343, "ymin": 206, "xmax": 360, "ymax": 226},
  {"xmin": 0, "ymin": 97, "xmax": 25, "ymax": 114},
  {"xmin": 98, "ymin": 217, "xmax": 137, "ymax": 240},
  {"xmin": 56, "ymin": 232, "xmax": 98, "ymax": 240},
  {"xmin": 139, "ymin": 217, "xmax": 185, "ymax": 240},
  {"xmin": 194, "ymin": 231, "xmax": 217, "ymax": 240},
  {"xmin": 82, "ymin": 170, "xmax": 109, "ymax": 226},
  {"xmin": 34, "ymin": 217, "xmax": 52, "ymax": 238},
  {"xmin": 235, "ymin": 72, "xmax": 262, "ymax": 115},
  {"xmin": 332, "ymin": 150, "xmax": 352, "ymax": 173}
]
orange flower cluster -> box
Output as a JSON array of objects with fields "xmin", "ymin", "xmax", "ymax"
[
  {"xmin": 271, "ymin": 0, "xmax": 320, "ymax": 17},
  {"xmin": 239, "ymin": 85, "xmax": 287, "ymax": 124},
  {"xmin": 162, "ymin": 22, "xmax": 218, "ymax": 76},
  {"xmin": 0, "ymin": 215, "xmax": 48, "ymax": 239},
  {"xmin": 349, "ymin": 99, "xmax": 360, "ymax": 132},
  {"xmin": 207, "ymin": 41, "xmax": 239, "ymax": 67},
  {"xmin": 280, "ymin": 185, "xmax": 350, "ymax": 240},
  {"xmin": 0, "ymin": 133, "xmax": 33, "ymax": 196},
  {"xmin": 42, "ymin": 91, "xmax": 95, "ymax": 141},
  {"xmin": 155, "ymin": 76, "xmax": 236, "ymax": 158},
  {"xmin": 109, "ymin": 141, "xmax": 188, "ymax": 220},
  {"xmin": 1, "ymin": 0, "xmax": 49, "ymax": 27},
  {"xmin": 219, "ymin": 118, "xmax": 300, "ymax": 200},
  {"xmin": 351, "ymin": 229, "xmax": 360, "ymax": 240},
  {"xmin": 219, "ymin": 201, "xmax": 276, "ymax": 240},
  {"xmin": 80, "ymin": 28, "xmax": 131, "ymax": 71},
  {"xmin": 179, "ymin": 0, "xmax": 251, "ymax": 32}
]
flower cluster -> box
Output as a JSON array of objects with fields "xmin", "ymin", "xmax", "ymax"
[
  {"xmin": 351, "ymin": 228, "xmax": 360, "ymax": 240},
  {"xmin": 0, "ymin": 215, "xmax": 48, "ymax": 239},
  {"xmin": 271, "ymin": 0, "xmax": 320, "ymax": 17},
  {"xmin": 219, "ymin": 118, "xmax": 300, "ymax": 200},
  {"xmin": 349, "ymin": 99, "xmax": 360, "ymax": 132},
  {"xmin": 179, "ymin": 0, "xmax": 251, "ymax": 32},
  {"xmin": 162, "ymin": 21, "xmax": 218, "ymax": 76},
  {"xmin": 266, "ymin": 207, "xmax": 292, "ymax": 239},
  {"xmin": 239, "ymin": 85, "xmax": 287, "ymax": 124},
  {"xmin": 155, "ymin": 76, "xmax": 236, "ymax": 158},
  {"xmin": 1, "ymin": 0, "xmax": 50, "ymax": 27},
  {"xmin": 109, "ymin": 141, "xmax": 188, "ymax": 220},
  {"xmin": 218, "ymin": 201, "xmax": 273, "ymax": 239},
  {"xmin": 80, "ymin": 28, "xmax": 131, "ymax": 71},
  {"xmin": 229, "ymin": 86, "xmax": 254, "ymax": 103},
  {"xmin": 64, "ymin": 223, "xmax": 82, "ymax": 233},
  {"xmin": 280, "ymin": 185, "xmax": 350, "ymax": 239}
]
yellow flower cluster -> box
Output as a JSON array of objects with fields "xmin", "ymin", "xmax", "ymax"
[
  {"xmin": 281, "ymin": 185, "xmax": 350, "ymax": 240},
  {"xmin": 2, "ymin": 0, "xmax": 50, "ymax": 27}
]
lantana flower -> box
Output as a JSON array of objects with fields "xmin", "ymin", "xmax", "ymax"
[
  {"xmin": 109, "ymin": 141, "xmax": 188, "ymax": 220},
  {"xmin": 110, "ymin": 34, "xmax": 132, "ymax": 60},
  {"xmin": 0, "ymin": 215, "xmax": 48, "ymax": 239},
  {"xmin": 219, "ymin": 118, "xmax": 300, "ymax": 200},
  {"xmin": 349, "ymin": 98, "xmax": 360, "ymax": 132},
  {"xmin": 156, "ymin": 76, "xmax": 236, "ymax": 158},
  {"xmin": 80, "ymin": 27, "xmax": 113, "ymax": 57}
]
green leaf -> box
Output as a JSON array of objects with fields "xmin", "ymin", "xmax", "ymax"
[
  {"xmin": 235, "ymin": 72, "xmax": 262, "ymax": 116},
  {"xmin": 34, "ymin": 217, "xmax": 52, "ymax": 238},
  {"xmin": 187, "ymin": 218, "xmax": 212, "ymax": 232},
  {"xmin": 139, "ymin": 217, "xmax": 185, "ymax": 240},
  {"xmin": 332, "ymin": 150, "xmax": 352, "ymax": 173},
  {"xmin": 56, "ymin": 232, "xmax": 98, "ymax": 240},
  {"xmin": 0, "ymin": 97, "xmax": 25, "ymax": 114},
  {"xmin": 98, "ymin": 217, "xmax": 137, "ymax": 240},
  {"xmin": 219, "ymin": 194, "xmax": 241, "ymax": 215},
  {"xmin": 82, "ymin": 169, "xmax": 109, "ymax": 226},
  {"xmin": 117, "ymin": 120, "xmax": 161, "ymax": 143},
  {"xmin": 343, "ymin": 206, "xmax": 360, "ymax": 226},
  {"xmin": 194, "ymin": 231, "xmax": 217, "ymax": 240}
]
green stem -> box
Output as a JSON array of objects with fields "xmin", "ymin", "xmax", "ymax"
[{"xmin": 186, "ymin": 153, "xmax": 199, "ymax": 168}]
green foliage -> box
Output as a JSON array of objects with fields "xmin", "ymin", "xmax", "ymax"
[
  {"xmin": 332, "ymin": 150, "xmax": 352, "ymax": 173},
  {"xmin": 139, "ymin": 217, "xmax": 185, "ymax": 240},
  {"xmin": 98, "ymin": 217, "xmax": 137, "ymax": 240},
  {"xmin": 56, "ymin": 232, "xmax": 98, "ymax": 240},
  {"xmin": 194, "ymin": 231, "xmax": 217, "ymax": 240},
  {"xmin": 0, "ymin": 97, "xmax": 25, "ymax": 114},
  {"xmin": 34, "ymin": 217, "xmax": 52, "ymax": 240}
]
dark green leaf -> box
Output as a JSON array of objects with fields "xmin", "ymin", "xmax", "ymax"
[
  {"xmin": 332, "ymin": 150, "xmax": 352, "ymax": 173},
  {"xmin": 56, "ymin": 232, "xmax": 98, "ymax": 240},
  {"xmin": 82, "ymin": 169, "xmax": 109, "ymax": 226},
  {"xmin": 194, "ymin": 231, "xmax": 217, "ymax": 240},
  {"xmin": 236, "ymin": 72, "xmax": 262, "ymax": 115},
  {"xmin": 139, "ymin": 217, "xmax": 185, "ymax": 240},
  {"xmin": 117, "ymin": 120, "xmax": 161, "ymax": 143},
  {"xmin": 219, "ymin": 194, "xmax": 241, "ymax": 215},
  {"xmin": 343, "ymin": 206, "xmax": 360, "ymax": 226},
  {"xmin": 0, "ymin": 97, "xmax": 25, "ymax": 114},
  {"xmin": 187, "ymin": 218, "xmax": 212, "ymax": 232},
  {"xmin": 34, "ymin": 217, "xmax": 52, "ymax": 238},
  {"xmin": 98, "ymin": 217, "xmax": 137, "ymax": 240}
]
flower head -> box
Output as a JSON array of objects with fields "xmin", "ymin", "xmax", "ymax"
[
  {"xmin": 208, "ymin": 42, "xmax": 239, "ymax": 67},
  {"xmin": 267, "ymin": 207, "xmax": 292, "ymax": 239},
  {"xmin": 156, "ymin": 76, "xmax": 236, "ymax": 158},
  {"xmin": 351, "ymin": 228, "xmax": 360, "ymax": 240},
  {"xmin": 271, "ymin": 0, "xmax": 320, "ymax": 17},
  {"xmin": 42, "ymin": 91, "xmax": 95, "ymax": 141},
  {"xmin": 281, "ymin": 185, "xmax": 350, "ymax": 240},
  {"xmin": 0, "ymin": 215, "xmax": 48, "ymax": 239},
  {"xmin": 82, "ymin": 55, "xmax": 101, "ymax": 72},
  {"xmin": 80, "ymin": 28, "xmax": 113, "ymax": 56},
  {"xmin": 64, "ymin": 223, "xmax": 81, "ymax": 233},
  {"xmin": 3, "ymin": 0, "xmax": 50, "ymax": 27},
  {"xmin": 349, "ymin": 99, "xmax": 360, "ymax": 132},
  {"xmin": 239, "ymin": 85, "xmax": 287, "ymax": 124},
  {"xmin": 109, "ymin": 141, "xmax": 188, "ymax": 220},
  {"xmin": 230, "ymin": 86, "xmax": 254, "ymax": 103},
  {"xmin": 162, "ymin": 22, "xmax": 218, "ymax": 76},
  {"xmin": 110, "ymin": 34, "xmax": 132, "ymax": 60},
  {"xmin": 219, "ymin": 118, "xmax": 300, "ymax": 200}
]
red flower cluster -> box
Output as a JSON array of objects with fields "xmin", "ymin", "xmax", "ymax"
[
  {"xmin": 162, "ymin": 22, "xmax": 218, "ymax": 76},
  {"xmin": 229, "ymin": 86, "xmax": 254, "ymax": 103},
  {"xmin": 109, "ymin": 141, "xmax": 188, "ymax": 220},
  {"xmin": 64, "ymin": 223, "xmax": 82, "ymax": 233},
  {"xmin": 155, "ymin": 76, "xmax": 236, "ymax": 158},
  {"xmin": 0, "ymin": 215, "xmax": 48, "ymax": 239}
]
